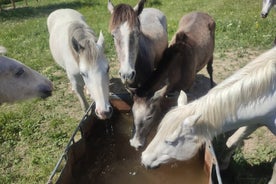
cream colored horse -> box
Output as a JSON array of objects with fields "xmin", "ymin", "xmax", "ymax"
[
  {"xmin": 47, "ymin": 9, "xmax": 112, "ymax": 119},
  {"xmin": 0, "ymin": 46, "xmax": 52, "ymax": 104},
  {"xmin": 142, "ymin": 47, "xmax": 276, "ymax": 173}
]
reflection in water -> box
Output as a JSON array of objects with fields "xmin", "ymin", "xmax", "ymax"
[{"xmin": 57, "ymin": 112, "xmax": 210, "ymax": 184}]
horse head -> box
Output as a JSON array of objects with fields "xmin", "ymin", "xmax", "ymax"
[
  {"xmin": 108, "ymin": 0, "xmax": 146, "ymax": 85},
  {"xmin": 261, "ymin": 0, "xmax": 275, "ymax": 18},
  {"xmin": 0, "ymin": 55, "xmax": 53, "ymax": 104},
  {"xmin": 72, "ymin": 31, "xmax": 112, "ymax": 119},
  {"xmin": 130, "ymin": 85, "xmax": 167, "ymax": 150},
  {"xmin": 141, "ymin": 95, "xmax": 204, "ymax": 169}
]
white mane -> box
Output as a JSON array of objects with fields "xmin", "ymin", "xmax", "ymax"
[{"xmin": 158, "ymin": 47, "xmax": 276, "ymax": 139}]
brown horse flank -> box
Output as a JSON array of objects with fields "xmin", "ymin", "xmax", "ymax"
[
  {"xmin": 108, "ymin": 0, "xmax": 168, "ymax": 87},
  {"xmin": 130, "ymin": 12, "xmax": 215, "ymax": 149}
]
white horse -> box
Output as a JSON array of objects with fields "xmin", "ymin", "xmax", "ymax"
[
  {"xmin": 0, "ymin": 46, "xmax": 52, "ymax": 104},
  {"xmin": 261, "ymin": 0, "xmax": 276, "ymax": 18},
  {"xmin": 47, "ymin": 9, "xmax": 112, "ymax": 119},
  {"xmin": 141, "ymin": 47, "xmax": 276, "ymax": 170},
  {"xmin": 108, "ymin": 0, "xmax": 168, "ymax": 87}
]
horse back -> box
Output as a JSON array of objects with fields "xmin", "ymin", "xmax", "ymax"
[
  {"xmin": 171, "ymin": 12, "xmax": 215, "ymax": 71},
  {"xmin": 47, "ymin": 9, "xmax": 87, "ymax": 70},
  {"xmin": 139, "ymin": 8, "xmax": 168, "ymax": 67},
  {"xmin": 47, "ymin": 9, "xmax": 85, "ymax": 34}
]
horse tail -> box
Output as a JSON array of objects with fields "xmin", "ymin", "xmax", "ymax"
[{"xmin": 0, "ymin": 46, "xmax": 7, "ymax": 55}]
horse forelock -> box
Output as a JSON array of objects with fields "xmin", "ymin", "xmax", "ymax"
[
  {"xmin": 156, "ymin": 47, "xmax": 276, "ymax": 140},
  {"xmin": 109, "ymin": 4, "xmax": 140, "ymax": 31},
  {"xmin": 68, "ymin": 22, "xmax": 99, "ymax": 65}
]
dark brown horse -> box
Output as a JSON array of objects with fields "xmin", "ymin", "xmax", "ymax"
[{"xmin": 130, "ymin": 12, "xmax": 216, "ymax": 149}]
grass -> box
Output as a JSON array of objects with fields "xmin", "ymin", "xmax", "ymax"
[{"xmin": 0, "ymin": 0, "xmax": 276, "ymax": 183}]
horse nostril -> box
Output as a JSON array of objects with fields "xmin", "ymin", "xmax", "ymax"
[{"xmin": 39, "ymin": 84, "xmax": 53, "ymax": 98}]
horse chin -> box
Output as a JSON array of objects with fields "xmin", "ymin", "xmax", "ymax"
[
  {"xmin": 95, "ymin": 108, "xmax": 113, "ymax": 120},
  {"xmin": 130, "ymin": 137, "xmax": 145, "ymax": 150}
]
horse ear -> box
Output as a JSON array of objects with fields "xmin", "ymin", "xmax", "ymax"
[
  {"xmin": 165, "ymin": 114, "xmax": 201, "ymax": 144},
  {"xmin": 72, "ymin": 37, "xmax": 81, "ymax": 53},
  {"xmin": 134, "ymin": 0, "xmax": 146, "ymax": 15},
  {"xmin": 177, "ymin": 90, "xmax": 188, "ymax": 107},
  {"xmin": 182, "ymin": 114, "xmax": 201, "ymax": 127},
  {"xmin": 151, "ymin": 85, "xmax": 167, "ymax": 102},
  {"xmin": 107, "ymin": 0, "xmax": 114, "ymax": 14},
  {"xmin": 97, "ymin": 31, "xmax": 105, "ymax": 49}
]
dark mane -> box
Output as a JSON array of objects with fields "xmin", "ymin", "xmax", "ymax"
[
  {"xmin": 109, "ymin": 4, "xmax": 140, "ymax": 31},
  {"xmin": 136, "ymin": 41, "xmax": 193, "ymax": 97}
]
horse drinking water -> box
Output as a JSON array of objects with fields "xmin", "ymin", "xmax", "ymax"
[
  {"xmin": 130, "ymin": 12, "xmax": 215, "ymax": 149},
  {"xmin": 47, "ymin": 9, "xmax": 112, "ymax": 119},
  {"xmin": 108, "ymin": 0, "xmax": 168, "ymax": 88},
  {"xmin": 0, "ymin": 46, "xmax": 52, "ymax": 104},
  {"xmin": 141, "ymin": 47, "xmax": 276, "ymax": 170},
  {"xmin": 261, "ymin": 0, "xmax": 276, "ymax": 18}
]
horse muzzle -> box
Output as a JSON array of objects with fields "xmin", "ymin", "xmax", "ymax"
[
  {"xmin": 38, "ymin": 82, "xmax": 53, "ymax": 99},
  {"xmin": 261, "ymin": 12, "xmax": 268, "ymax": 18},
  {"xmin": 95, "ymin": 106, "xmax": 113, "ymax": 120},
  {"xmin": 119, "ymin": 70, "xmax": 136, "ymax": 85}
]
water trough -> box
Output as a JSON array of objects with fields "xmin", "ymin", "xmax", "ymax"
[{"xmin": 47, "ymin": 77, "xmax": 222, "ymax": 184}]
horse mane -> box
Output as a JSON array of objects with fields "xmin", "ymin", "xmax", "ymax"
[
  {"xmin": 157, "ymin": 47, "xmax": 276, "ymax": 139},
  {"xmin": 109, "ymin": 4, "xmax": 140, "ymax": 31},
  {"xmin": 68, "ymin": 22, "xmax": 99, "ymax": 65}
]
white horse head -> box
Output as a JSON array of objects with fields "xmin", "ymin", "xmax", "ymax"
[
  {"xmin": 108, "ymin": 0, "xmax": 146, "ymax": 85},
  {"xmin": 0, "ymin": 54, "xmax": 52, "ymax": 104},
  {"xmin": 141, "ymin": 109, "xmax": 204, "ymax": 169},
  {"xmin": 73, "ymin": 31, "xmax": 112, "ymax": 119},
  {"xmin": 261, "ymin": 0, "xmax": 276, "ymax": 18}
]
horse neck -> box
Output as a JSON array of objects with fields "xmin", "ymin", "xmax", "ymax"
[
  {"xmin": 131, "ymin": 34, "xmax": 155, "ymax": 88},
  {"xmin": 136, "ymin": 50, "xmax": 170, "ymax": 97}
]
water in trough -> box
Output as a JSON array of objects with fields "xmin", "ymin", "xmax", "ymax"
[{"xmin": 56, "ymin": 107, "xmax": 213, "ymax": 184}]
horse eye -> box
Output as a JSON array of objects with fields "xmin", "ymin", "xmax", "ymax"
[
  {"xmin": 80, "ymin": 72, "xmax": 87, "ymax": 78},
  {"xmin": 15, "ymin": 68, "xmax": 25, "ymax": 77},
  {"xmin": 165, "ymin": 139, "xmax": 178, "ymax": 146},
  {"xmin": 145, "ymin": 115, "xmax": 153, "ymax": 121}
]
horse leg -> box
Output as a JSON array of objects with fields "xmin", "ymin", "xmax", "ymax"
[
  {"xmin": 207, "ymin": 56, "xmax": 214, "ymax": 88},
  {"xmin": 68, "ymin": 74, "xmax": 89, "ymax": 111},
  {"xmin": 269, "ymin": 162, "xmax": 276, "ymax": 184},
  {"xmin": 220, "ymin": 124, "xmax": 259, "ymax": 170},
  {"xmin": 10, "ymin": 0, "xmax": 15, "ymax": 9}
]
